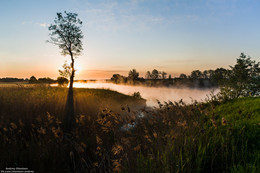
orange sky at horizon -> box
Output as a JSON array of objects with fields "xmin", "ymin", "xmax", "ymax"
[
  {"xmin": 0, "ymin": 68, "xmax": 185, "ymax": 80},
  {"xmin": 1, "ymin": 61, "xmax": 232, "ymax": 80}
]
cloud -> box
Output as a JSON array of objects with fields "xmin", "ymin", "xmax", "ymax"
[
  {"xmin": 37, "ymin": 23, "xmax": 49, "ymax": 27},
  {"xmin": 81, "ymin": 1, "xmax": 165, "ymax": 32},
  {"xmin": 80, "ymin": 0, "xmax": 239, "ymax": 32},
  {"xmin": 21, "ymin": 21, "xmax": 49, "ymax": 28},
  {"xmin": 21, "ymin": 21, "xmax": 33, "ymax": 25}
]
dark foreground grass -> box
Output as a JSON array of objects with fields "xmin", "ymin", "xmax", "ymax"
[{"xmin": 0, "ymin": 86, "xmax": 259, "ymax": 172}]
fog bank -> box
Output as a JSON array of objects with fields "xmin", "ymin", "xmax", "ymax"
[{"xmin": 70, "ymin": 82, "xmax": 219, "ymax": 107}]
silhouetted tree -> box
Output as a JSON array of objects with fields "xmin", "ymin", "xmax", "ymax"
[
  {"xmin": 161, "ymin": 71, "xmax": 167, "ymax": 79},
  {"xmin": 179, "ymin": 73, "xmax": 187, "ymax": 79},
  {"xmin": 190, "ymin": 70, "xmax": 203, "ymax": 79},
  {"xmin": 211, "ymin": 68, "xmax": 229, "ymax": 85},
  {"xmin": 202, "ymin": 70, "xmax": 209, "ymax": 79},
  {"xmin": 145, "ymin": 71, "xmax": 151, "ymax": 79},
  {"xmin": 111, "ymin": 74, "xmax": 126, "ymax": 84},
  {"xmin": 168, "ymin": 74, "xmax": 172, "ymax": 80},
  {"xmin": 151, "ymin": 69, "xmax": 160, "ymax": 79},
  {"xmin": 57, "ymin": 77, "xmax": 69, "ymax": 87},
  {"xmin": 128, "ymin": 69, "xmax": 139, "ymax": 80},
  {"xmin": 29, "ymin": 76, "xmax": 37, "ymax": 83},
  {"xmin": 48, "ymin": 11, "xmax": 83, "ymax": 132}
]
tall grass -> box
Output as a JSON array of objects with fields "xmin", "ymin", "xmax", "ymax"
[{"xmin": 0, "ymin": 86, "xmax": 259, "ymax": 172}]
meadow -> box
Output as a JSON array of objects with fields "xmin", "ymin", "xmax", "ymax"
[{"xmin": 0, "ymin": 84, "xmax": 259, "ymax": 172}]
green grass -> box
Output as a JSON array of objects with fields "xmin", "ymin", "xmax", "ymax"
[
  {"xmin": 0, "ymin": 85, "xmax": 259, "ymax": 172},
  {"xmin": 121, "ymin": 97, "xmax": 260, "ymax": 172},
  {"xmin": 212, "ymin": 97, "xmax": 260, "ymax": 173},
  {"xmin": 214, "ymin": 97, "xmax": 260, "ymax": 125}
]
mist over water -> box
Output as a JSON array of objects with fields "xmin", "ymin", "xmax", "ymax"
[{"xmin": 71, "ymin": 82, "xmax": 219, "ymax": 107}]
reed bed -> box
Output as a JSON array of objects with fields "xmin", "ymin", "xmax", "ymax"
[{"xmin": 0, "ymin": 86, "xmax": 259, "ymax": 172}]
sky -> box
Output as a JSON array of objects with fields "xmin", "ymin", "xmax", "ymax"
[{"xmin": 0, "ymin": 0, "xmax": 260, "ymax": 79}]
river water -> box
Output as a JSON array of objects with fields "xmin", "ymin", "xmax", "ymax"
[{"xmin": 55, "ymin": 82, "xmax": 218, "ymax": 107}]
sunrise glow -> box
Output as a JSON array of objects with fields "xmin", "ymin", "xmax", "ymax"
[{"xmin": 1, "ymin": 0, "xmax": 260, "ymax": 79}]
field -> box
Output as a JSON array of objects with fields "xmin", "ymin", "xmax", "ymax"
[{"xmin": 0, "ymin": 85, "xmax": 259, "ymax": 172}]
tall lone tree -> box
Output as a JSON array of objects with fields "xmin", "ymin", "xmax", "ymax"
[{"xmin": 48, "ymin": 11, "xmax": 83, "ymax": 132}]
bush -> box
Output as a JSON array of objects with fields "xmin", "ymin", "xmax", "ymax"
[
  {"xmin": 57, "ymin": 77, "xmax": 69, "ymax": 87},
  {"xmin": 220, "ymin": 53, "xmax": 260, "ymax": 99},
  {"xmin": 132, "ymin": 91, "xmax": 142, "ymax": 99}
]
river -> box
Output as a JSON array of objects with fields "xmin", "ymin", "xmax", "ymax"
[{"xmin": 53, "ymin": 81, "xmax": 219, "ymax": 107}]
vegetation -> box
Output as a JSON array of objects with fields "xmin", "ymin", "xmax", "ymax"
[
  {"xmin": 0, "ymin": 78, "xmax": 26, "ymax": 83},
  {"xmin": 58, "ymin": 61, "xmax": 72, "ymax": 80},
  {"xmin": 128, "ymin": 69, "xmax": 139, "ymax": 81},
  {"xmin": 222, "ymin": 53, "xmax": 260, "ymax": 98},
  {"xmin": 57, "ymin": 61, "xmax": 71, "ymax": 87},
  {"xmin": 132, "ymin": 91, "xmax": 142, "ymax": 99},
  {"xmin": 29, "ymin": 76, "xmax": 56, "ymax": 84},
  {"xmin": 57, "ymin": 77, "xmax": 69, "ymax": 87},
  {"xmin": 48, "ymin": 11, "xmax": 83, "ymax": 89},
  {"xmin": 0, "ymin": 76, "xmax": 56, "ymax": 84},
  {"xmin": 48, "ymin": 11, "xmax": 84, "ymax": 132},
  {"xmin": 0, "ymin": 77, "xmax": 55, "ymax": 84},
  {"xmin": 110, "ymin": 53, "xmax": 260, "ymax": 90},
  {"xmin": 0, "ymin": 84, "xmax": 259, "ymax": 172},
  {"xmin": 0, "ymin": 53, "xmax": 259, "ymax": 172}
]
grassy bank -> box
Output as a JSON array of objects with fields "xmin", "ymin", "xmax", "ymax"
[
  {"xmin": 0, "ymin": 86, "xmax": 145, "ymax": 120},
  {"xmin": 0, "ymin": 86, "xmax": 259, "ymax": 172}
]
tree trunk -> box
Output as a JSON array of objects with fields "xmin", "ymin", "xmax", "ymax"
[{"xmin": 63, "ymin": 55, "xmax": 75, "ymax": 133}]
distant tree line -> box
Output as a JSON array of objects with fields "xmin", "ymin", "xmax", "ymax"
[
  {"xmin": 0, "ymin": 76, "xmax": 57, "ymax": 84},
  {"xmin": 110, "ymin": 68, "xmax": 228, "ymax": 88},
  {"xmin": 28, "ymin": 76, "xmax": 56, "ymax": 84},
  {"xmin": 110, "ymin": 53, "xmax": 260, "ymax": 92},
  {"xmin": 0, "ymin": 75, "xmax": 68, "ymax": 87},
  {"xmin": 0, "ymin": 78, "xmax": 27, "ymax": 82}
]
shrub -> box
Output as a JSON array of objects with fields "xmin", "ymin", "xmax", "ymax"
[
  {"xmin": 132, "ymin": 91, "xmax": 142, "ymax": 99},
  {"xmin": 57, "ymin": 77, "xmax": 69, "ymax": 87}
]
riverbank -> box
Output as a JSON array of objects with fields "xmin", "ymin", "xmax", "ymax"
[{"xmin": 0, "ymin": 85, "xmax": 259, "ymax": 172}]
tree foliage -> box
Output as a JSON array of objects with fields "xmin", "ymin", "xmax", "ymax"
[
  {"xmin": 161, "ymin": 71, "xmax": 167, "ymax": 79},
  {"xmin": 111, "ymin": 74, "xmax": 126, "ymax": 84},
  {"xmin": 48, "ymin": 12, "xmax": 83, "ymax": 57},
  {"xmin": 222, "ymin": 53, "xmax": 260, "ymax": 98},
  {"xmin": 145, "ymin": 71, "xmax": 151, "ymax": 79},
  {"xmin": 48, "ymin": 11, "xmax": 83, "ymax": 89},
  {"xmin": 29, "ymin": 76, "xmax": 37, "ymax": 83},
  {"xmin": 128, "ymin": 69, "xmax": 139, "ymax": 80},
  {"xmin": 151, "ymin": 69, "xmax": 160, "ymax": 79},
  {"xmin": 57, "ymin": 77, "xmax": 69, "ymax": 87},
  {"xmin": 58, "ymin": 61, "xmax": 72, "ymax": 79},
  {"xmin": 190, "ymin": 70, "xmax": 203, "ymax": 79},
  {"xmin": 179, "ymin": 73, "xmax": 187, "ymax": 79},
  {"xmin": 48, "ymin": 11, "xmax": 84, "ymax": 132}
]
